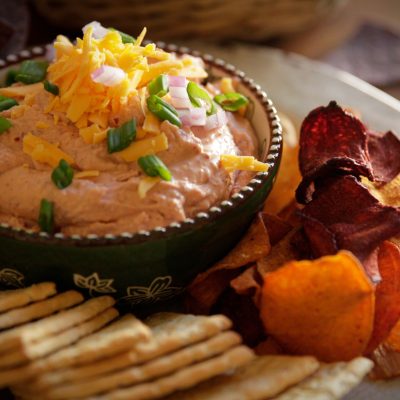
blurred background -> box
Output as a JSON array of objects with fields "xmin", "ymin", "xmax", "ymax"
[{"xmin": 1, "ymin": 0, "xmax": 400, "ymax": 99}]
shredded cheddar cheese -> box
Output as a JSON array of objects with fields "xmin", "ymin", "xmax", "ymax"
[
  {"xmin": 142, "ymin": 112, "xmax": 161, "ymax": 135},
  {"xmin": 220, "ymin": 155, "xmax": 269, "ymax": 173},
  {"xmin": 220, "ymin": 78, "xmax": 235, "ymax": 94},
  {"xmin": 117, "ymin": 132, "xmax": 168, "ymax": 162},
  {"xmin": 45, "ymin": 26, "xmax": 207, "ymax": 151},
  {"xmin": 0, "ymin": 83, "xmax": 42, "ymax": 98},
  {"xmin": 36, "ymin": 121, "xmax": 49, "ymax": 129},
  {"xmin": 23, "ymin": 133, "xmax": 74, "ymax": 167},
  {"xmin": 138, "ymin": 176, "xmax": 161, "ymax": 199}
]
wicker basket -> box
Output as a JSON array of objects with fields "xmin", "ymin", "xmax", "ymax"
[{"xmin": 34, "ymin": 0, "xmax": 344, "ymax": 42}]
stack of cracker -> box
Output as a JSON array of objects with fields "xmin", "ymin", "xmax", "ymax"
[{"xmin": 0, "ymin": 283, "xmax": 373, "ymax": 399}]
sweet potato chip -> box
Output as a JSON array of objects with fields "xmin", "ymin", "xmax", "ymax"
[
  {"xmin": 264, "ymin": 118, "xmax": 301, "ymax": 215},
  {"xmin": 231, "ymin": 227, "xmax": 298, "ymax": 306},
  {"xmin": 186, "ymin": 213, "xmax": 270, "ymax": 314},
  {"xmin": 366, "ymin": 241, "xmax": 400, "ymax": 354},
  {"xmin": 296, "ymin": 101, "xmax": 373, "ymax": 203},
  {"xmin": 260, "ymin": 214, "xmax": 293, "ymax": 246},
  {"xmin": 260, "ymin": 251, "xmax": 375, "ymax": 362},
  {"xmin": 386, "ymin": 317, "xmax": 400, "ymax": 352},
  {"xmin": 367, "ymin": 131, "xmax": 400, "ymax": 186},
  {"xmin": 300, "ymin": 175, "xmax": 400, "ymax": 264},
  {"xmin": 257, "ymin": 229, "xmax": 298, "ymax": 276}
]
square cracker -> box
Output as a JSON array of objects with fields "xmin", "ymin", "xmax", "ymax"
[
  {"xmin": 0, "ymin": 283, "xmax": 56, "ymax": 313},
  {"xmin": 0, "ymin": 295, "xmax": 115, "ymax": 353},
  {"xmin": 274, "ymin": 357, "xmax": 373, "ymax": 400},
  {"xmin": 26, "ymin": 314, "xmax": 151, "ymax": 381},
  {"xmin": 18, "ymin": 313, "xmax": 232, "ymax": 387},
  {"xmin": 0, "ymin": 290, "xmax": 83, "ymax": 331},
  {"xmin": 93, "ymin": 345, "xmax": 255, "ymax": 400},
  {"xmin": 168, "ymin": 355, "xmax": 320, "ymax": 400},
  {"xmin": 27, "ymin": 330, "xmax": 242, "ymax": 399},
  {"xmin": 0, "ymin": 307, "xmax": 118, "ymax": 370},
  {"xmin": 0, "ymin": 307, "xmax": 118, "ymax": 389}
]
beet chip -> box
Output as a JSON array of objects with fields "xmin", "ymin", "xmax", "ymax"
[
  {"xmin": 366, "ymin": 241, "xmax": 400, "ymax": 354},
  {"xmin": 296, "ymin": 101, "xmax": 373, "ymax": 203},
  {"xmin": 367, "ymin": 131, "xmax": 400, "ymax": 186},
  {"xmin": 300, "ymin": 175, "xmax": 400, "ymax": 264}
]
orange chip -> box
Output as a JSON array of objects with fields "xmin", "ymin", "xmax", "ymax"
[
  {"xmin": 263, "ymin": 141, "xmax": 301, "ymax": 215},
  {"xmin": 366, "ymin": 241, "xmax": 400, "ymax": 354},
  {"xmin": 186, "ymin": 213, "xmax": 270, "ymax": 314},
  {"xmin": 231, "ymin": 228, "xmax": 297, "ymax": 307},
  {"xmin": 260, "ymin": 251, "xmax": 375, "ymax": 362}
]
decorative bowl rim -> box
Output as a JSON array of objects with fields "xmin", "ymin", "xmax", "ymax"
[{"xmin": 0, "ymin": 42, "xmax": 283, "ymax": 246}]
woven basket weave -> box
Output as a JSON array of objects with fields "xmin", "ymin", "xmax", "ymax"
[{"xmin": 34, "ymin": 0, "xmax": 344, "ymax": 42}]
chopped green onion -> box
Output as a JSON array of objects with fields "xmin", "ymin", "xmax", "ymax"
[
  {"xmin": 107, "ymin": 118, "xmax": 136, "ymax": 153},
  {"xmin": 109, "ymin": 28, "xmax": 136, "ymax": 44},
  {"xmin": 5, "ymin": 69, "xmax": 18, "ymax": 86},
  {"xmin": 51, "ymin": 159, "xmax": 74, "ymax": 189},
  {"xmin": 15, "ymin": 60, "xmax": 48, "ymax": 84},
  {"xmin": 38, "ymin": 199, "xmax": 54, "ymax": 234},
  {"xmin": 148, "ymin": 75, "xmax": 169, "ymax": 97},
  {"xmin": 0, "ymin": 117, "xmax": 12, "ymax": 134},
  {"xmin": 0, "ymin": 95, "xmax": 18, "ymax": 112},
  {"xmin": 146, "ymin": 95, "xmax": 181, "ymax": 127},
  {"xmin": 43, "ymin": 80, "xmax": 59, "ymax": 96},
  {"xmin": 138, "ymin": 155, "xmax": 172, "ymax": 181},
  {"xmin": 214, "ymin": 92, "xmax": 249, "ymax": 112},
  {"xmin": 187, "ymin": 81, "xmax": 217, "ymax": 116}
]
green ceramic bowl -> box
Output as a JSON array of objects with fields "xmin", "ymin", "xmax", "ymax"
[{"xmin": 0, "ymin": 43, "xmax": 282, "ymax": 306}]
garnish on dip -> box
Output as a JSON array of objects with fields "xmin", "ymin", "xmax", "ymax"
[
  {"xmin": 0, "ymin": 95, "xmax": 18, "ymax": 112},
  {"xmin": 51, "ymin": 159, "xmax": 74, "ymax": 189},
  {"xmin": 0, "ymin": 116, "xmax": 12, "ymax": 134},
  {"xmin": 138, "ymin": 155, "xmax": 172, "ymax": 181},
  {"xmin": 38, "ymin": 199, "xmax": 54, "ymax": 234},
  {"xmin": 43, "ymin": 80, "xmax": 59, "ymax": 96},
  {"xmin": 107, "ymin": 118, "xmax": 136, "ymax": 153},
  {"xmin": 14, "ymin": 60, "xmax": 48, "ymax": 84}
]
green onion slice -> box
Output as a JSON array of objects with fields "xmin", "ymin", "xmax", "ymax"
[
  {"xmin": 0, "ymin": 117, "xmax": 12, "ymax": 134},
  {"xmin": 5, "ymin": 69, "xmax": 18, "ymax": 86},
  {"xmin": 0, "ymin": 95, "xmax": 18, "ymax": 112},
  {"xmin": 109, "ymin": 28, "xmax": 136, "ymax": 44},
  {"xmin": 187, "ymin": 81, "xmax": 217, "ymax": 116},
  {"xmin": 214, "ymin": 92, "xmax": 249, "ymax": 112},
  {"xmin": 51, "ymin": 159, "xmax": 74, "ymax": 189},
  {"xmin": 148, "ymin": 75, "xmax": 169, "ymax": 97},
  {"xmin": 38, "ymin": 198, "xmax": 54, "ymax": 234},
  {"xmin": 146, "ymin": 95, "xmax": 181, "ymax": 127},
  {"xmin": 43, "ymin": 80, "xmax": 59, "ymax": 96},
  {"xmin": 15, "ymin": 60, "xmax": 48, "ymax": 84},
  {"xmin": 107, "ymin": 118, "xmax": 136, "ymax": 153},
  {"xmin": 138, "ymin": 155, "xmax": 172, "ymax": 181}
]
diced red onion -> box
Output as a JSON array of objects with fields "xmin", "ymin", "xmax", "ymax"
[
  {"xmin": 82, "ymin": 21, "xmax": 109, "ymax": 39},
  {"xmin": 169, "ymin": 87, "xmax": 188, "ymax": 99},
  {"xmin": 177, "ymin": 108, "xmax": 207, "ymax": 126},
  {"xmin": 170, "ymin": 97, "xmax": 192, "ymax": 109},
  {"xmin": 168, "ymin": 75, "xmax": 187, "ymax": 87},
  {"xmin": 204, "ymin": 109, "xmax": 228, "ymax": 130},
  {"xmin": 91, "ymin": 66, "xmax": 126, "ymax": 86},
  {"xmin": 45, "ymin": 44, "xmax": 55, "ymax": 62}
]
